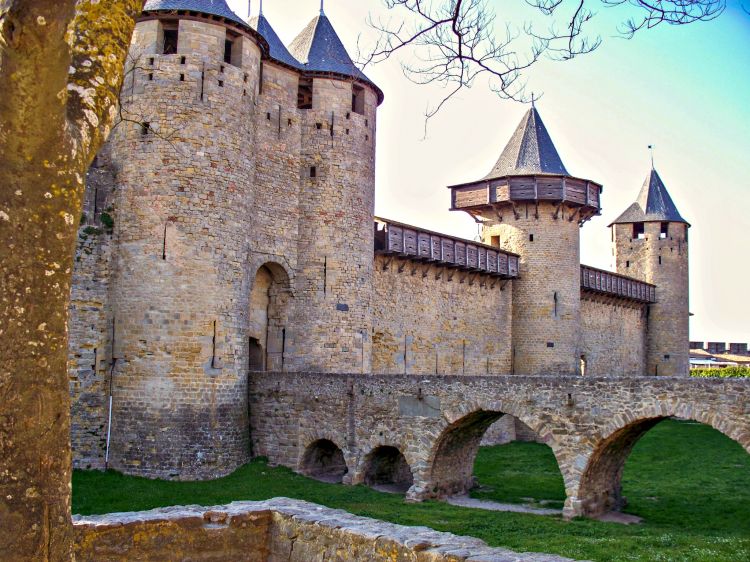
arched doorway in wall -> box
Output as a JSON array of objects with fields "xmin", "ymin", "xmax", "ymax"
[
  {"xmin": 577, "ymin": 417, "xmax": 750, "ymax": 526},
  {"xmin": 429, "ymin": 410, "xmax": 566, "ymax": 509},
  {"xmin": 248, "ymin": 263, "xmax": 291, "ymax": 372},
  {"xmin": 300, "ymin": 439, "xmax": 348, "ymax": 483},
  {"xmin": 362, "ymin": 446, "xmax": 414, "ymax": 493}
]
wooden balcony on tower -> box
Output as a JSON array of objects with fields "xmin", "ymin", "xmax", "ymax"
[{"xmin": 448, "ymin": 174, "xmax": 603, "ymax": 225}]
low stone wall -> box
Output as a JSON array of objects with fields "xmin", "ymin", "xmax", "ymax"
[{"xmin": 73, "ymin": 498, "xmax": 578, "ymax": 561}]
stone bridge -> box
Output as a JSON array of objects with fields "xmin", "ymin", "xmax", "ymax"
[{"xmin": 249, "ymin": 373, "xmax": 750, "ymax": 519}]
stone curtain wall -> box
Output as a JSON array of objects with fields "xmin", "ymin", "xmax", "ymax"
[
  {"xmin": 68, "ymin": 150, "xmax": 118, "ymax": 470},
  {"xmin": 73, "ymin": 499, "xmax": 577, "ymax": 562},
  {"xmin": 249, "ymin": 373, "xmax": 750, "ymax": 519},
  {"xmin": 372, "ymin": 255, "xmax": 513, "ymax": 375},
  {"xmin": 580, "ymin": 297, "xmax": 647, "ymax": 377}
]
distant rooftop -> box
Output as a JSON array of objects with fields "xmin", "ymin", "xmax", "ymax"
[{"xmin": 611, "ymin": 168, "xmax": 689, "ymax": 226}]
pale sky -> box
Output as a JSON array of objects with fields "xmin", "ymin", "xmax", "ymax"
[{"xmin": 229, "ymin": 0, "xmax": 750, "ymax": 344}]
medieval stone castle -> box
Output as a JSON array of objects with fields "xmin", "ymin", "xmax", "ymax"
[{"xmin": 68, "ymin": 0, "xmax": 692, "ymax": 488}]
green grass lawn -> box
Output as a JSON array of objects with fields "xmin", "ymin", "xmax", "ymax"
[{"xmin": 73, "ymin": 419, "xmax": 750, "ymax": 561}]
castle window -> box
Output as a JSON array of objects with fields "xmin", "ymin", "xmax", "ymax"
[
  {"xmin": 297, "ymin": 77, "xmax": 313, "ymax": 109},
  {"xmin": 529, "ymin": 234, "xmax": 534, "ymax": 242},
  {"xmin": 633, "ymin": 222, "xmax": 645, "ymax": 239},
  {"xmin": 310, "ymin": 166, "xmax": 317, "ymax": 178},
  {"xmin": 180, "ymin": 56, "xmax": 186, "ymax": 65},
  {"xmin": 162, "ymin": 27, "xmax": 178, "ymax": 55},
  {"xmin": 352, "ymin": 84, "xmax": 365, "ymax": 115},
  {"xmin": 140, "ymin": 122, "xmax": 150, "ymax": 136},
  {"xmin": 626, "ymin": 260, "xmax": 630, "ymax": 268},
  {"xmin": 226, "ymin": 33, "xmax": 243, "ymax": 67},
  {"xmin": 490, "ymin": 235, "xmax": 500, "ymax": 248},
  {"xmin": 660, "ymin": 222, "xmax": 669, "ymax": 239},
  {"xmin": 224, "ymin": 41, "xmax": 232, "ymax": 64},
  {"xmin": 258, "ymin": 62, "xmax": 264, "ymax": 94}
]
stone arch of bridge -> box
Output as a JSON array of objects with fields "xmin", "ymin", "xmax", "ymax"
[
  {"xmin": 248, "ymin": 261, "xmax": 292, "ymax": 372},
  {"xmin": 299, "ymin": 438, "xmax": 349, "ymax": 483},
  {"xmin": 360, "ymin": 445, "xmax": 415, "ymax": 493},
  {"xmin": 417, "ymin": 400, "xmax": 565, "ymax": 501},
  {"xmin": 571, "ymin": 400, "xmax": 750, "ymax": 519}
]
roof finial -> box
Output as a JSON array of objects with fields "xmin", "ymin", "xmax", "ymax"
[
  {"xmin": 321, "ymin": 0, "xmax": 325, "ymax": 15},
  {"xmin": 648, "ymin": 144, "xmax": 655, "ymax": 170},
  {"xmin": 259, "ymin": 0, "xmax": 263, "ymax": 16},
  {"xmin": 247, "ymin": 0, "xmax": 251, "ymax": 18},
  {"xmin": 531, "ymin": 92, "xmax": 536, "ymax": 108}
]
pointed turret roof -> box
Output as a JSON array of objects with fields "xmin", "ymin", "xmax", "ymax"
[
  {"xmin": 248, "ymin": 14, "xmax": 302, "ymax": 69},
  {"xmin": 610, "ymin": 168, "xmax": 689, "ymax": 225},
  {"xmin": 485, "ymin": 107, "xmax": 568, "ymax": 179},
  {"xmin": 289, "ymin": 14, "xmax": 384, "ymax": 103},
  {"xmin": 144, "ymin": 0, "xmax": 247, "ymax": 27}
]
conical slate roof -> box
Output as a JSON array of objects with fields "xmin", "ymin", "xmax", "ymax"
[
  {"xmin": 248, "ymin": 14, "xmax": 302, "ymax": 69},
  {"xmin": 289, "ymin": 14, "xmax": 383, "ymax": 102},
  {"xmin": 144, "ymin": 0, "xmax": 247, "ymax": 27},
  {"xmin": 611, "ymin": 168, "xmax": 688, "ymax": 225},
  {"xmin": 485, "ymin": 107, "xmax": 568, "ymax": 179}
]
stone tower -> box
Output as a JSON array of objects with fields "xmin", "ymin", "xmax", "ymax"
[
  {"xmin": 449, "ymin": 107, "xmax": 602, "ymax": 375},
  {"xmin": 284, "ymin": 10, "xmax": 383, "ymax": 373},
  {"xmin": 104, "ymin": 0, "xmax": 265, "ymax": 478},
  {"xmin": 611, "ymin": 169, "xmax": 690, "ymax": 376}
]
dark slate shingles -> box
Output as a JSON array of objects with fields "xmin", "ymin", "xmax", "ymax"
[
  {"xmin": 144, "ymin": 0, "xmax": 247, "ymax": 27},
  {"xmin": 288, "ymin": 15, "xmax": 380, "ymax": 94},
  {"xmin": 248, "ymin": 15, "xmax": 302, "ymax": 69},
  {"xmin": 485, "ymin": 107, "xmax": 568, "ymax": 179},
  {"xmin": 611, "ymin": 168, "xmax": 688, "ymax": 225}
]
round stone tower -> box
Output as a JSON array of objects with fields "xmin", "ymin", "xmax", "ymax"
[
  {"xmin": 611, "ymin": 168, "xmax": 690, "ymax": 376},
  {"xmin": 449, "ymin": 107, "xmax": 602, "ymax": 375},
  {"xmin": 105, "ymin": 0, "xmax": 266, "ymax": 478},
  {"xmin": 284, "ymin": 10, "xmax": 384, "ymax": 373}
]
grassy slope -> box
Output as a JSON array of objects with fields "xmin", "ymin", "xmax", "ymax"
[{"xmin": 73, "ymin": 420, "xmax": 750, "ymax": 562}]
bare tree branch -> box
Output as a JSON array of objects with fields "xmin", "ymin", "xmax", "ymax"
[{"xmin": 361, "ymin": 0, "xmax": 729, "ymax": 128}]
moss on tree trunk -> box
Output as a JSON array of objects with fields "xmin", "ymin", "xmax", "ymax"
[{"xmin": 0, "ymin": 1, "xmax": 142, "ymax": 559}]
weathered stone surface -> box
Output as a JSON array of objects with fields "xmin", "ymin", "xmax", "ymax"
[
  {"xmin": 73, "ymin": 499, "xmax": 580, "ymax": 561},
  {"xmin": 249, "ymin": 373, "xmax": 750, "ymax": 518}
]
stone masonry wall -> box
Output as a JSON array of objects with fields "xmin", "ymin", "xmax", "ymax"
[
  {"xmin": 580, "ymin": 296, "xmax": 647, "ymax": 377},
  {"xmin": 614, "ymin": 221, "xmax": 689, "ymax": 376},
  {"xmin": 103, "ymin": 19, "xmax": 262, "ymax": 479},
  {"xmin": 372, "ymin": 254, "xmax": 512, "ymax": 375},
  {"xmin": 482, "ymin": 204, "xmax": 581, "ymax": 376},
  {"xmin": 249, "ymin": 372, "xmax": 750, "ymax": 518},
  {"xmin": 73, "ymin": 499, "xmax": 577, "ymax": 562},
  {"xmin": 68, "ymin": 152, "xmax": 118, "ymax": 470}
]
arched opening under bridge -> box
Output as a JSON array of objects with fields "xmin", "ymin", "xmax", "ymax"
[
  {"xmin": 363, "ymin": 446, "xmax": 413, "ymax": 493},
  {"xmin": 428, "ymin": 410, "xmax": 565, "ymax": 510},
  {"xmin": 577, "ymin": 417, "xmax": 750, "ymax": 524},
  {"xmin": 300, "ymin": 439, "xmax": 348, "ymax": 483}
]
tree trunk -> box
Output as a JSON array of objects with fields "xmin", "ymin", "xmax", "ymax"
[{"xmin": 0, "ymin": 1, "xmax": 142, "ymax": 559}]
